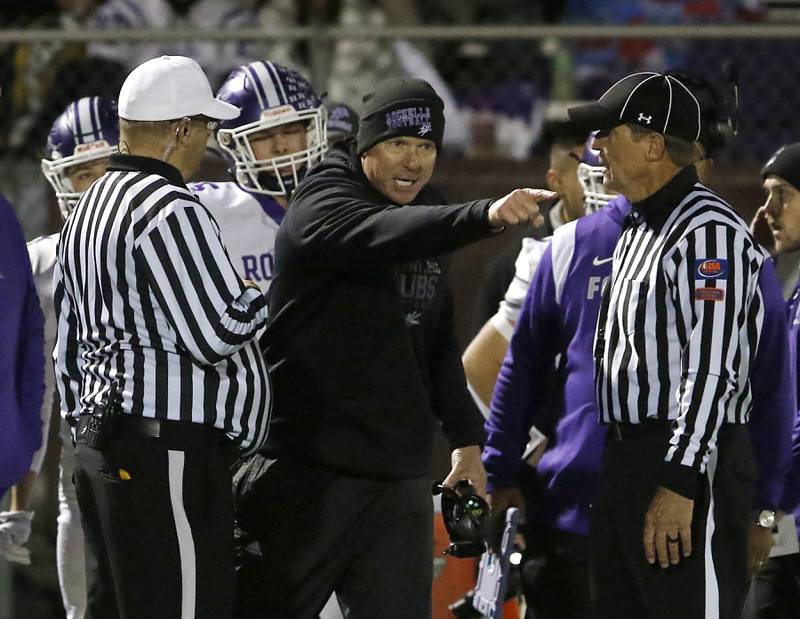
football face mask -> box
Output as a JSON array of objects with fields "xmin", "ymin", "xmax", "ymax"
[{"xmin": 216, "ymin": 61, "xmax": 327, "ymax": 196}]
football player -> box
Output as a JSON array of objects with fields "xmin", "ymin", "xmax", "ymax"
[
  {"xmin": 190, "ymin": 60, "xmax": 327, "ymax": 293},
  {"xmin": 462, "ymin": 133, "xmax": 613, "ymax": 418},
  {"xmin": 34, "ymin": 96, "xmax": 119, "ymax": 619}
]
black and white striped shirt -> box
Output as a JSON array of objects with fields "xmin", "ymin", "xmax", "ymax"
[
  {"xmin": 594, "ymin": 166, "xmax": 765, "ymax": 485},
  {"xmin": 53, "ymin": 154, "xmax": 271, "ymax": 453}
]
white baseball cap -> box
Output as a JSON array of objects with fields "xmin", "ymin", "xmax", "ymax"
[{"xmin": 118, "ymin": 55, "xmax": 240, "ymax": 122}]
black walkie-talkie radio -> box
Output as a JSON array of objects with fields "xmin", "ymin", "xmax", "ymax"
[{"xmin": 85, "ymin": 381, "xmax": 120, "ymax": 450}]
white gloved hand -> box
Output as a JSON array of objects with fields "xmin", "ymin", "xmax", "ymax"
[{"xmin": 0, "ymin": 511, "xmax": 34, "ymax": 565}]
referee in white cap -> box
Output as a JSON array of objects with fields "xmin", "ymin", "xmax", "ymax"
[{"xmin": 53, "ymin": 55, "xmax": 270, "ymax": 618}]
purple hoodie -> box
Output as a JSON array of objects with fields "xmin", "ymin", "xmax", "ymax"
[
  {"xmin": 779, "ymin": 279, "xmax": 800, "ymax": 536},
  {"xmin": 484, "ymin": 195, "xmax": 793, "ymax": 535},
  {"xmin": 0, "ymin": 195, "xmax": 45, "ymax": 493}
]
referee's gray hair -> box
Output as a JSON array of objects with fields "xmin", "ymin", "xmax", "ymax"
[
  {"xmin": 627, "ymin": 123, "xmax": 697, "ymax": 168},
  {"xmin": 118, "ymin": 117, "xmax": 190, "ymax": 159}
]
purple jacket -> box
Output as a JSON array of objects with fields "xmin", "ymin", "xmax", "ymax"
[
  {"xmin": 779, "ymin": 280, "xmax": 800, "ymax": 534},
  {"xmin": 0, "ymin": 195, "xmax": 45, "ymax": 492},
  {"xmin": 484, "ymin": 195, "xmax": 793, "ymax": 535}
]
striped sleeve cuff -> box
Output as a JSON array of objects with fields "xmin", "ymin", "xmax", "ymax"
[{"xmin": 660, "ymin": 460, "xmax": 702, "ymax": 499}]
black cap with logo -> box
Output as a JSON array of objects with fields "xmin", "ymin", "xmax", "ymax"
[
  {"xmin": 568, "ymin": 72, "xmax": 702, "ymax": 142},
  {"xmin": 356, "ymin": 78, "xmax": 445, "ymax": 154}
]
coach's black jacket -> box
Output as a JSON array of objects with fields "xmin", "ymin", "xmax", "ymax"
[{"xmin": 261, "ymin": 139, "xmax": 491, "ymax": 479}]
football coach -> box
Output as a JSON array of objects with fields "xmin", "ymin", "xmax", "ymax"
[{"xmin": 233, "ymin": 77, "xmax": 555, "ymax": 618}]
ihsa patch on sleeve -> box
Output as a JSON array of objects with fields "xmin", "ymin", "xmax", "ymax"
[{"xmin": 694, "ymin": 259, "xmax": 728, "ymax": 280}]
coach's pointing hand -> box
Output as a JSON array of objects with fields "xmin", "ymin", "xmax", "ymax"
[{"xmin": 488, "ymin": 189, "xmax": 557, "ymax": 229}]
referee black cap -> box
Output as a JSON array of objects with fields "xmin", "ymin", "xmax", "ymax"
[{"xmin": 568, "ymin": 72, "xmax": 702, "ymax": 142}]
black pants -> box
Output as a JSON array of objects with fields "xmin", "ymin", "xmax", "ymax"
[
  {"xmin": 233, "ymin": 455, "xmax": 433, "ymax": 619},
  {"xmin": 74, "ymin": 421, "xmax": 235, "ymax": 619},
  {"xmin": 520, "ymin": 524, "xmax": 591, "ymax": 619},
  {"xmin": 742, "ymin": 554, "xmax": 800, "ymax": 618},
  {"xmin": 590, "ymin": 422, "xmax": 755, "ymax": 619}
]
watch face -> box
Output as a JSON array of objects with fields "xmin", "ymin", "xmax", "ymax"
[{"xmin": 758, "ymin": 511, "xmax": 776, "ymax": 529}]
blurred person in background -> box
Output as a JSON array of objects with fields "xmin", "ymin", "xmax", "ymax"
[
  {"xmin": 89, "ymin": 0, "xmax": 299, "ymax": 87},
  {"xmin": 33, "ymin": 95, "xmax": 120, "ymax": 619},
  {"xmin": 1, "ymin": 0, "xmax": 126, "ymax": 156},
  {"xmin": 465, "ymin": 127, "xmax": 588, "ymax": 411},
  {"xmin": 325, "ymin": 101, "xmax": 359, "ymax": 147},
  {"xmin": 326, "ymin": 0, "xmax": 469, "ymax": 152},
  {"xmin": 743, "ymin": 141, "xmax": 800, "ymax": 619},
  {"xmin": 191, "ymin": 60, "xmax": 327, "ymax": 294}
]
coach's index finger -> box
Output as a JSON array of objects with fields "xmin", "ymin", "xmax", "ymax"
[
  {"xmin": 520, "ymin": 188, "xmax": 558, "ymax": 204},
  {"xmin": 518, "ymin": 188, "xmax": 557, "ymax": 227}
]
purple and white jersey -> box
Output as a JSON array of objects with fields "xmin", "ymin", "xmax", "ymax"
[
  {"xmin": 493, "ymin": 203, "xmax": 567, "ymax": 338},
  {"xmin": 485, "ymin": 194, "xmax": 793, "ymax": 535},
  {"xmin": 485, "ymin": 196, "xmax": 628, "ymax": 534},
  {"xmin": 190, "ymin": 181, "xmax": 285, "ymax": 295}
]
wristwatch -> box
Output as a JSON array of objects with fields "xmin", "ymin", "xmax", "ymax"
[{"xmin": 755, "ymin": 509, "xmax": 776, "ymax": 529}]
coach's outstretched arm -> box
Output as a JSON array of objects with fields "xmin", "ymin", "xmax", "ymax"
[{"xmin": 285, "ymin": 175, "xmax": 555, "ymax": 267}]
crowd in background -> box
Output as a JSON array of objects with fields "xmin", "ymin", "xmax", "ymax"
[{"xmin": 0, "ymin": 0, "xmax": 796, "ymax": 167}]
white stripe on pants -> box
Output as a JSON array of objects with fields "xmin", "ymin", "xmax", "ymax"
[
  {"xmin": 704, "ymin": 448, "xmax": 720, "ymax": 618},
  {"xmin": 168, "ymin": 450, "xmax": 196, "ymax": 619}
]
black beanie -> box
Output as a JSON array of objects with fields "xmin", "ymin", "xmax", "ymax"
[
  {"xmin": 762, "ymin": 142, "xmax": 800, "ymax": 191},
  {"xmin": 356, "ymin": 78, "xmax": 445, "ymax": 154}
]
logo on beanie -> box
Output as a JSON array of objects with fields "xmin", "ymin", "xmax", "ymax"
[
  {"xmin": 385, "ymin": 106, "xmax": 432, "ymax": 133},
  {"xmin": 638, "ymin": 113, "xmax": 653, "ymax": 125}
]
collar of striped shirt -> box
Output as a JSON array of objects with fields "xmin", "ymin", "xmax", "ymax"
[
  {"xmin": 107, "ymin": 154, "xmax": 187, "ymax": 187},
  {"xmin": 627, "ymin": 165, "xmax": 698, "ymax": 231}
]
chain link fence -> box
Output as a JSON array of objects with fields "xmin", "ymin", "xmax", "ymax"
[{"xmin": 1, "ymin": 24, "xmax": 800, "ymax": 240}]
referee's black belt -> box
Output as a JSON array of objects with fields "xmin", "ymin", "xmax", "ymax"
[
  {"xmin": 607, "ymin": 419, "xmax": 672, "ymax": 442},
  {"xmin": 76, "ymin": 413, "xmax": 239, "ymax": 463}
]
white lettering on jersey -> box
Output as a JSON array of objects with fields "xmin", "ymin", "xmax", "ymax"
[{"xmin": 189, "ymin": 181, "xmax": 283, "ymax": 295}]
